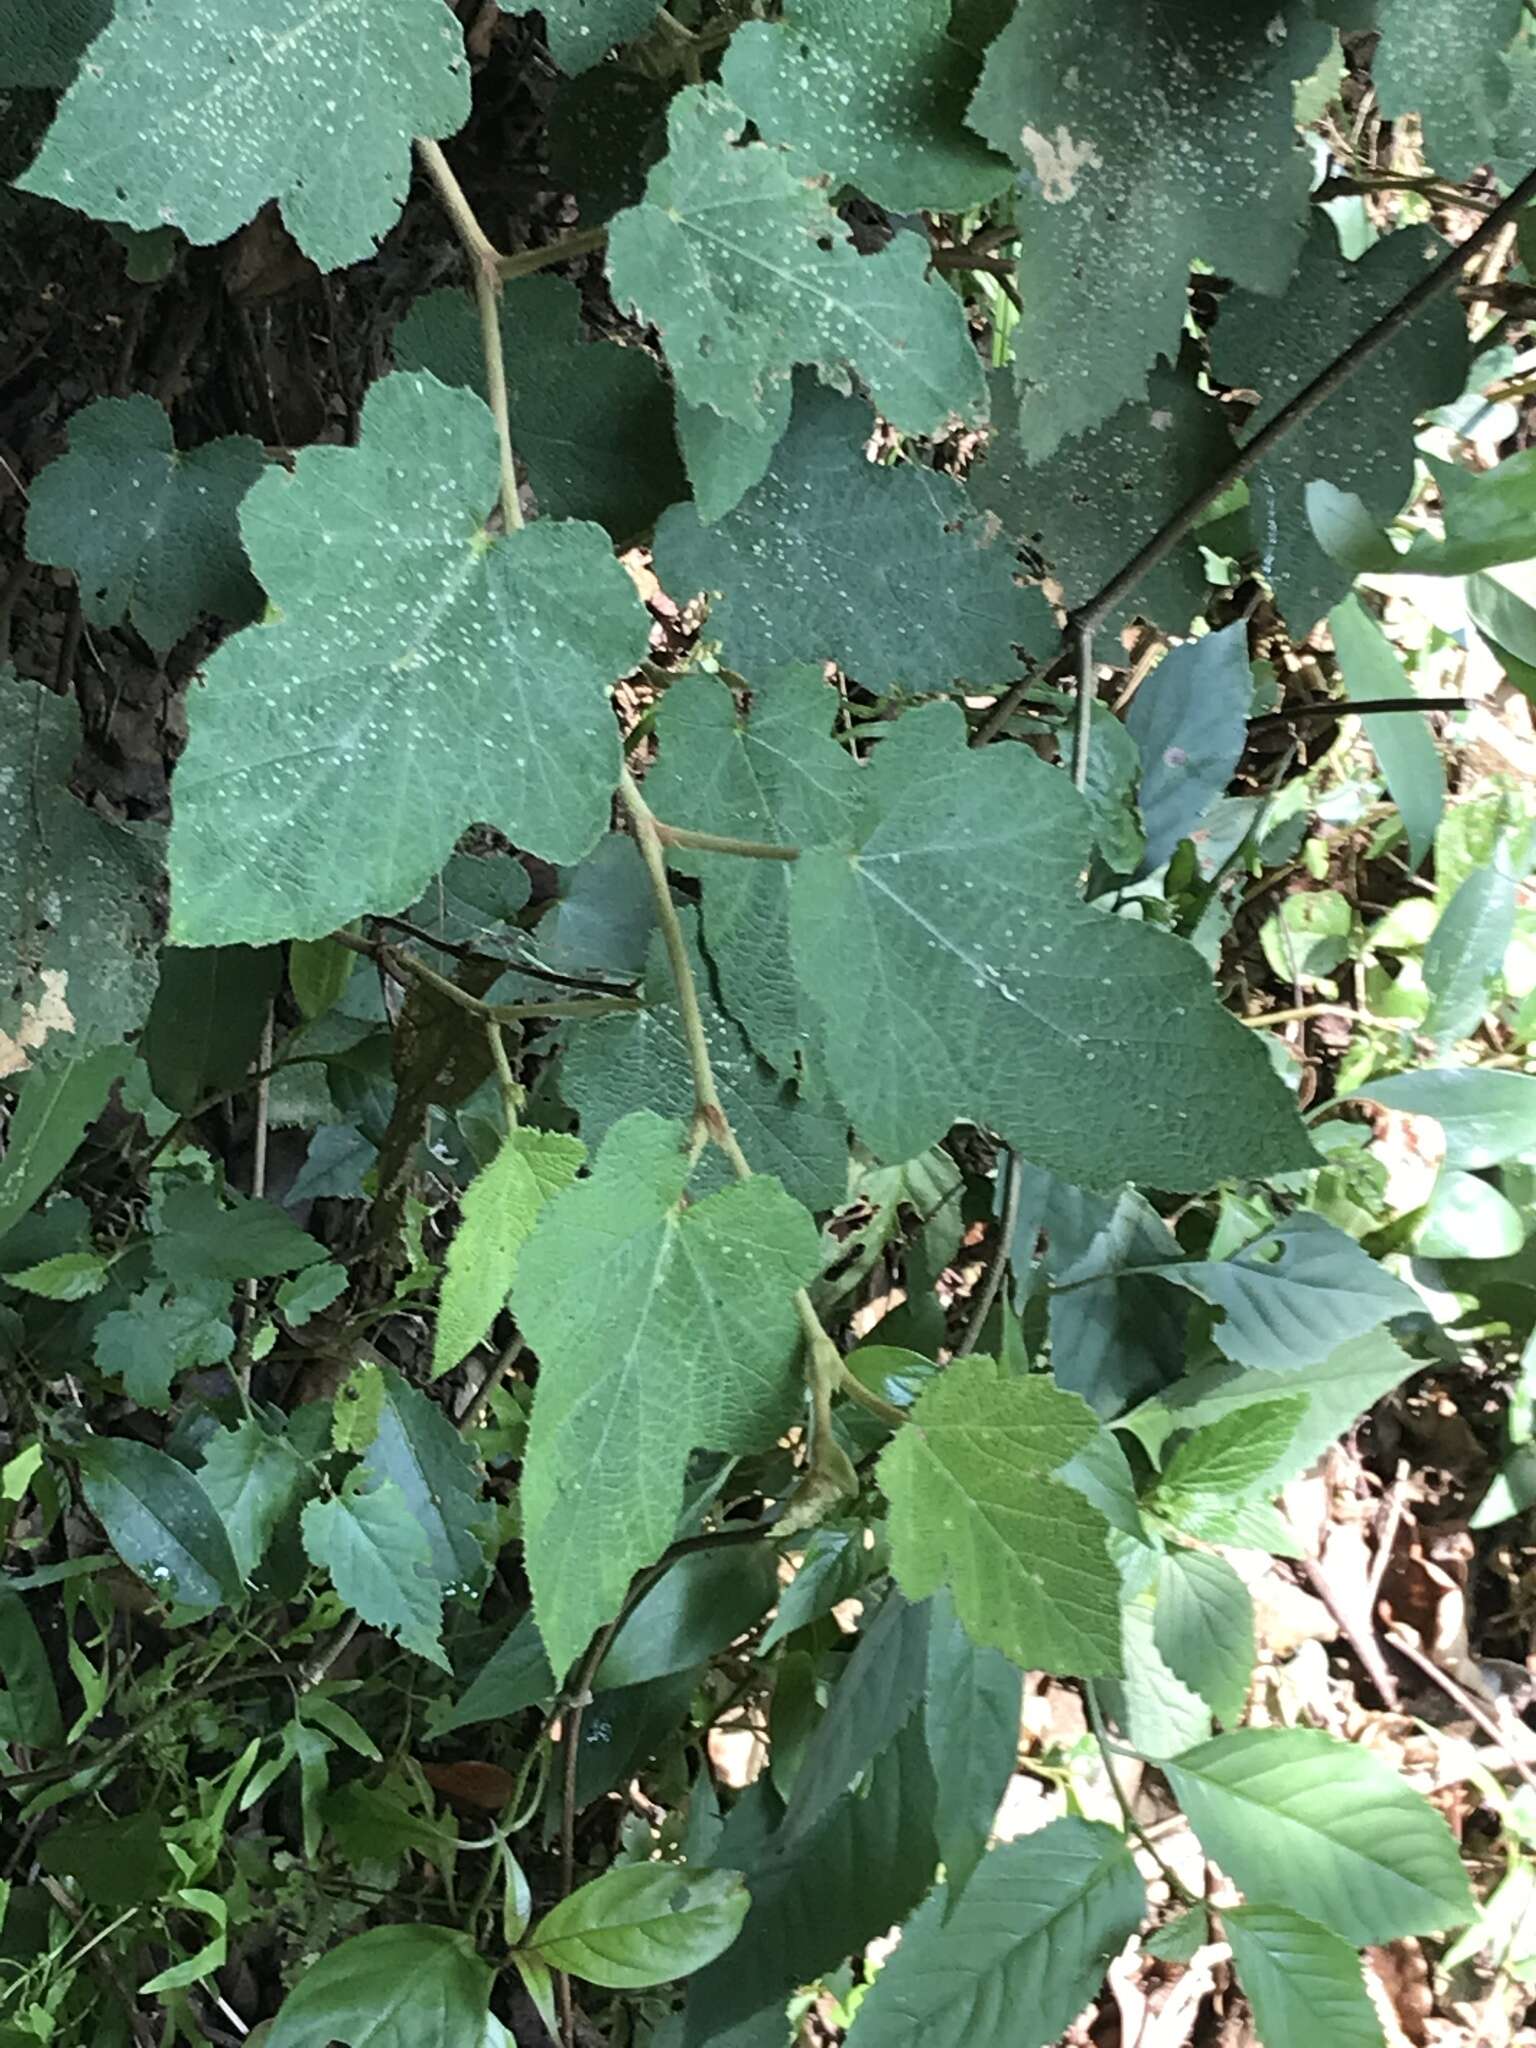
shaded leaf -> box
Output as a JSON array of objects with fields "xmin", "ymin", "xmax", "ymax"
[
  {"xmin": 1374, "ymin": 0, "xmax": 1522, "ymax": 178},
  {"xmin": 923, "ymin": 1588, "xmax": 1023, "ymax": 1904},
  {"xmin": 563, "ymin": 920, "xmax": 847, "ymax": 1211},
  {"xmin": 26, "ymin": 397, "xmax": 263, "ymax": 653},
  {"xmin": 393, "ymin": 277, "xmax": 686, "ymax": 539},
  {"xmin": 0, "ymin": 0, "xmax": 110, "ymax": 87},
  {"xmin": 499, "ymin": 0, "xmax": 660, "ymax": 72},
  {"xmin": 1124, "ymin": 625, "xmax": 1252, "ymax": 877},
  {"xmin": 358, "ymin": 1366, "xmax": 499, "ymax": 1597},
  {"xmin": 152, "ymin": 1182, "xmax": 326, "ymax": 1286},
  {"xmin": 198, "ymin": 1419, "xmax": 312, "ymax": 1581},
  {"xmin": 1154, "ymin": 1213, "xmax": 1417, "ymax": 1371},
  {"xmin": 267, "ymin": 1925, "xmax": 497, "ymax": 2048},
  {"xmin": 656, "ymin": 382, "xmax": 1049, "ymax": 694},
  {"xmin": 971, "ymin": 354, "xmax": 1232, "ymax": 637},
  {"xmin": 647, "ymin": 669, "xmax": 859, "ymax": 1075},
  {"xmin": 77, "ymin": 1438, "xmax": 241, "ymax": 1615},
  {"xmin": 1, "ymin": 671, "xmax": 161, "ymax": 1076},
  {"xmin": 1212, "ymin": 222, "xmax": 1469, "ymax": 630},
  {"xmin": 142, "ymin": 944, "xmax": 282, "ymax": 1114},
  {"xmin": 1330, "ymin": 596, "xmax": 1444, "ymax": 871}
]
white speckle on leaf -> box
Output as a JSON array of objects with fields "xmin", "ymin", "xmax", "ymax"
[
  {"xmin": 1019, "ymin": 124, "xmax": 1102, "ymax": 203},
  {"xmin": 0, "ymin": 969, "xmax": 77, "ymax": 1078}
]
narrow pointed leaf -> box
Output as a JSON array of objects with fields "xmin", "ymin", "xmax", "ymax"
[
  {"xmin": 1166, "ymin": 1726, "xmax": 1475, "ymax": 1943},
  {"xmin": 847, "ymin": 1819, "xmax": 1144, "ymax": 2048},
  {"xmin": 1224, "ymin": 1905, "xmax": 1386, "ymax": 2048}
]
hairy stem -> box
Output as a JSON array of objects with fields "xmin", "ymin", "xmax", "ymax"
[
  {"xmin": 497, "ymin": 226, "xmax": 609, "ymax": 281},
  {"xmin": 653, "ymin": 819, "xmax": 801, "ymax": 861},
  {"xmin": 415, "ymin": 137, "xmax": 523, "ymax": 531}
]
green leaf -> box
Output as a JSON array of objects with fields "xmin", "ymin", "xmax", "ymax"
[
  {"xmin": 142, "ymin": 945, "xmax": 282, "ymax": 1114},
  {"xmin": 267, "ymin": 1925, "xmax": 497, "ymax": 2048},
  {"xmin": 967, "ymin": 1, "xmax": 1329, "ymax": 457},
  {"xmin": 1211, "ymin": 222, "xmax": 1469, "ymax": 629},
  {"xmin": 19, "ymin": 0, "xmax": 471, "ymax": 271},
  {"xmin": 1417, "ymin": 1168, "xmax": 1526, "ymax": 1260},
  {"xmin": 152, "ymin": 1182, "xmax": 326, "ymax": 1285},
  {"xmin": 76, "ymin": 1438, "xmax": 242, "ymax": 1615},
  {"xmin": 289, "ymin": 936, "xmax": 357, "ymax": 1022},
  {"xmin": 760, "ymin": 1524, "xmax": 881, "ymax": 1649},
  {"xmin": 780, "ymin": 1593, "xmax": 932, "ymax": 1843},
  {"xmin": 0, "ymin": 1049, "xmax": 128, "ymax": 1246},
  {"xmin": 1037, "ymin": 1177, "xmax": 1190, "ymax": 1416},
  {"xmin": 655, "ymin": 382, "xmax": 1050, "ymax": 693},
  {"xmin": 563, "ymin": 920, "xmax": 847, "ymax": 1211},
  {"xmin": 1153, "ymin": 1549, "xmax": 1254, "ymax": 1727},
  {"xmin": 785, "ymin": 698, "xmax": 1312, "ymax": 1189},
  {"xmin": 1, "ymin": 671, "xmax": 162, "ymax": 1075},
  {"xmin": 167, "ymin": 372, "xmax": 650, "ymax": 946},
  {"xmin": 539, "ymin": 834, "xmax": 654, "ymax": 981},
  {"xmin": 300, "ymin": 1474, "xmax": 448, "ymax": 1670},
  {"xmin": 685, "ymin": 1713, "xmax": 939, "ymax": 2045},
  {"xmin": 1424, "ymin": 855, "xmax": 1519, "ymax": 1046},
  {"xmin": 1330, "ymin": 597, "xmax": 1444, "ymax": 871},
  {"xmin": 1154, "ymin": 1214, "xmax": 1417, "ymax": 1372},
  {"xmin": 1167, "ymin": 1727, "xmax": 1474, "ymax": 1943},
  {"xmin": 277, "ymin": 1260, "xmax": 348, "ymax": 1326},
  {"xmin": 1374, "ymin": 0, "xmax": 1522, "ymax": 178},
  {"xmin": 0, "ymin": 1588, "xmax": 64, "ymax": 1748},
  {"xmin": 426, "ymin": 1610, "xmax": 553, "ymax": 1738},
  {"xmin": 720, "ymin": 0, "xmax": 1011, "ymax": 212},
  {"xmin": 923, "ymin": 1589, "xmax": 1023, "ymax": 1904},
  {"xmin": 499, "ymin": 0, "xmax": 660, "ymax": 72},
  {"xmin": 590, "ymin": 1545, "xmax": 777, "ymax": 1694},
  {"xmin": 1153, "ymin": 1399, "xmax": 1309, "ymax": 1511},
  {"xmin": 94, "ymin": 1287, "xmax": 235, "ymax": 1409},
  {"xmin": 1124, "ymin": 624, "xmax": 1253, "ymax": 877},
  {"xmin": 846, "ymin": 1819, "xmax": 1144, "ymax": 2048},
  {"xmin": 1144, "ymin": 1906, "xmax": 1209, "ymax": 1964},
  {"xmin": 38, "ymin": 1810, "xmax": 174, "ymax": 1914},
  {"xmin": 198, "ymin": 1420, "xmax": 312, "ymax": 1581},
  {"xmin": 1080, "ymin": 715, "xmax": 1147, "ymax": 876},
  {"xmin": 879, "ymin": 1355, "xmax": 1121, "ymax": 1676},
  {"xmin": 528, "ymin": 1866, "xmax": 750, "ymax": 1987},
  {"xmin": 1314, "ymin": 447, "xmax": 1536, "ymax": 579},
  {"xmin": 971, "ymin": 353, "xmax": 1233, "ymax": 637},
  {"xmin": 647, "ymin": 670, "xmax": 858, "ymax": 1074},
  {"xmin": 25, "ymin": 397, "xmax": 263, "ymax": 654},
  {"xmin": 393, "ymin": 277, "xmax": 686, "ymax": 539},
  {"xmin": 1352, "ymin": 1067, "xmax": 1536, "ymax": 1169},
  {"xmin": 0, "ymin": 0, "xmax": 110, "ymax": 87},
  {"xmin": 609, "ymin": 87, "xmax": 986, "ymax": 441},
  {"xmin": 1112, "ymin": 1597, "xmax": 1212, "ymax": 1759},
  {"xmin": 515, "ymin": 1111, "xmax": 823, "ymax": 1676},
  {"xmin": 431, "ymin": 1128, "xmax": 586, "ymax": 1378},
  {"xmin": 674, "ymin": 386, "xmax": 791, "ymax": 525},
  {"xmin": 5, "ymin": 1251, "xmax": 112, "ymax": 1301},
  {"xmin": 1130, "ymin": 1330, "xmax": 1420, "ymax": 1488},
  {"xmin": 357, "ymin": 1365, "xmax": 497, "ymax": 1598},
  {"xmin": 1224, "ymin": 1905, "xmax": 1386, "ymax": 2048}
]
